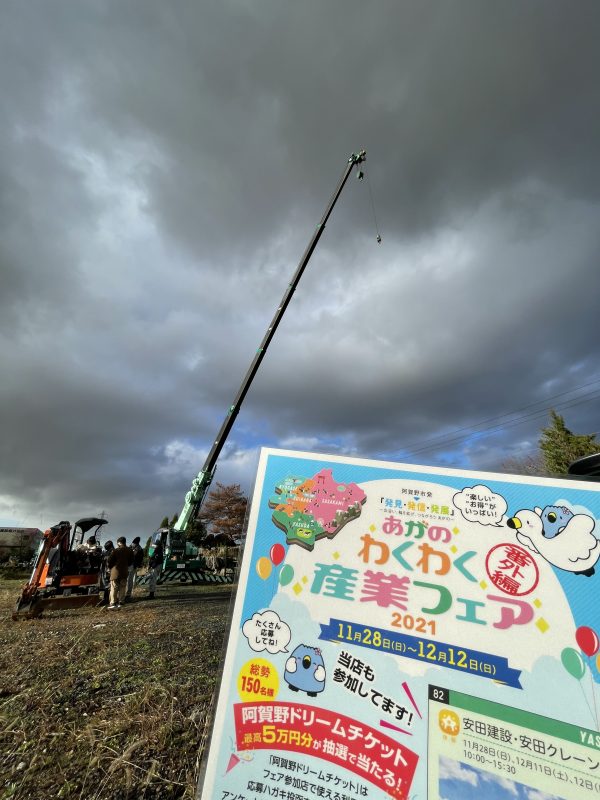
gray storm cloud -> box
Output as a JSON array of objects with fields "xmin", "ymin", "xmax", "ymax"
[{"xmin": 1, "ymin": 0, "xmax": 600, "ymax": 536}]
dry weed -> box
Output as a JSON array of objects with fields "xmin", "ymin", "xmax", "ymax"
[{"xmin": 0, "ymin": 579, "xmax": 233, "ymax": 800}]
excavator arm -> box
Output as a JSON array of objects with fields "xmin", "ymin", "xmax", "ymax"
[{"xmin": 13, "ymin": 521, "xmax": 72, "ymax": 617}]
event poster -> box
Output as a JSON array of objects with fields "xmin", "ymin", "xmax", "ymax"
[{"xmin": 198, "ymin": 448, "xmax": 600, "ymax": 800}]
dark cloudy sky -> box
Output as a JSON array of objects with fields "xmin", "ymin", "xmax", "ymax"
[{"xmin": 2, "ymin": 1, "xmax": 600, "ymax": 538}]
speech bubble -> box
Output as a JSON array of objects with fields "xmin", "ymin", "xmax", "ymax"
[
  {"xmin": 452, "ymin": 484, "xmax": 507, "ymax": 527},
  {"xmin": 242, "ymin": 610, "xmax": 292, "ymax": 654}
]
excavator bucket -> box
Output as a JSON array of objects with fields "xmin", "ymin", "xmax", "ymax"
[{"xmin": 13, "ymin": 590, "xmax": 101, "ymax": 620}]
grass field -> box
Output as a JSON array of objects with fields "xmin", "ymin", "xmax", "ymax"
[{"xmin": 0, "ymin": 575, "xmax": 233, "ymax": 800}]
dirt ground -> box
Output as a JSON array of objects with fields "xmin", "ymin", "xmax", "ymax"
[{"xmin": 0, "ymin": 575, "xmax": 234, "ymax": 800}]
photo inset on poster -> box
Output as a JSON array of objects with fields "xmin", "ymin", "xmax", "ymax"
[
  {"xmin": 428, "ymin": 685, "xmax": 600, "ymax": 799},
  {"xmin": 438, "ymin": 755, "xmax": 562, "ymax": 800}
]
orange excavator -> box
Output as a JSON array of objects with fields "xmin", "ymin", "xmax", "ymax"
[{"xmin": 13, "ymin": 517, "xmax": 108, "ymax": 619}]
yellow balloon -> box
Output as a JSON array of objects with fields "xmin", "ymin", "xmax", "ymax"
[
  {"xmin": 597, "ymin": 653, "xmax": 600, "ymax": 673},
  {"xmin": 256, "ymin": 556, "xmax": 272, "ymax": 580}
]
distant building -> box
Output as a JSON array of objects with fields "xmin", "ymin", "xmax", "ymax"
[{"xmin": 0, "ymin": 527, "xmax": 43, "ymax": 559}]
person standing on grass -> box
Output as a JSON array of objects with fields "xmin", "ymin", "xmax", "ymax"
[
  {"xmin": 99, "ymin": 540, "xmax": 114, "ymax": 606},
  {"xmin": 147, "ymin": 538, "xmax": 163, "ymax": 600},
  {"xmin": 107, "ymin": 536, "xmax": 133, "ymax": 609},
  {"xmin": 125, "ymin": 536, "xmax": 144, "ymax": 602}
]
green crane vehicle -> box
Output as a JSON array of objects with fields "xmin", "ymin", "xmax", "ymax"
[{"xmin": 140, "ymin": 150, "xmax": 368, "ymax": 587}]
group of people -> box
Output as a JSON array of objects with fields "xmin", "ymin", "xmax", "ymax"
[
  {"xmin": 83, "ymin": 535, "xmax": 153, "ymax": 608},
  {"xmin": 105, "ymin": 536, "xmax": 144, "ymax": 608},
  {"xmin": 78, "ymin": 530, "xmax": 170, "ymax": 608}
]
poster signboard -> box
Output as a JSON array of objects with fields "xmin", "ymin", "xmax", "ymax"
[{"xmin": 198, "ymin": 448, "xmax": 600, "ymax": 799}]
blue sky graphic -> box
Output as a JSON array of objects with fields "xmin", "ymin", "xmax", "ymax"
[{"xmin": 439, "ymin": 756, "xmax": 563, "ymax": 800}]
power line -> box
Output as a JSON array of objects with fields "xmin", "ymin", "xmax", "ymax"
[
  {"xmin": 400, "ymin": 375, "xmax": 600, "ymax": 453},
  {"xmin": 406, "ymin": 389, "xmax": 600, "ymax": 457},
  {"xmin": 405, "ymin": 389, "xmax": 600, "ymax": 457},
  {"xmin": 408, "ymin": 390, "xmax": 600, "ymax": 457},
  {"xmin": 400, "ymin": 378, "xmax": 600, "ymax": 458}
]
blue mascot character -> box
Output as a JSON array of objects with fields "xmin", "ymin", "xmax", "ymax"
[
  {"xmin": 540, "ymin": 505, "xmax": 574, "ymax": 539},
  {"xmin": 284, "ymin": 644, "xmax": 326, "ymax": 697}
]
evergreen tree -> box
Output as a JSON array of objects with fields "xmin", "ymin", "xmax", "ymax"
[
  {"xmin": 539, "ymin": 410, "xmax": 598, "ymax": 475},
  {"xmin": 170, "ymin": 513, "xmax": 179, "ymax": 527},
  {"xmin": 199, "ymin": 482, "xmax": 248, "ymax": 540},
  {"xmin": 186, "ymin": 517, "xmax": 208, "ymax": 547},
  {"xmin": 159, "ymin": 516, "xmax": 169, "ymax": 528}
]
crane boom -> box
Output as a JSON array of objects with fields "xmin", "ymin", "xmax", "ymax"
[{"xmin": 174, "ymin": 149, "xmax": 366, "ymax": 533}]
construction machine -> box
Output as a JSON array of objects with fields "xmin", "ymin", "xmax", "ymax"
[
  {"xmin": 138, "ymin": 527, "xmax": 234, "ymax": 587},
  {"xmin": 13, "ymin": 517, "xmax": 108, "ymax": 618},
  {"xmin": 141, "ymin": 150, "xmax": 369, "ymax": 587}
]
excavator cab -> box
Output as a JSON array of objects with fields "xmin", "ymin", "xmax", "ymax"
[{"xmin": 13, "ymin": 517, "xmax": 109, "ymax": 619}]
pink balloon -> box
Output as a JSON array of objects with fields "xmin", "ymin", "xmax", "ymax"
[
  {"xmin": 575, "ymin": 626, "xmax": 600, "ymax": 657},
  {"xmin": 270, "ymin": 543, "xmax": 285, "ymax": 566}
]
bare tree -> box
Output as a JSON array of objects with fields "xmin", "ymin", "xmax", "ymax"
[{"xmin": 199, "ymin": 482, "xmax": 248, "ymax": 541}]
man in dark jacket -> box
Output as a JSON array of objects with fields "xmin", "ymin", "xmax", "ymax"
[
  {"xmin": 99, "ymin": 540, "xmax": 114, "ymax": 606},
  {"xmin": 107, "ymin": 537, "xmax": 133, "ymax": 609},
  {"xmin": 125, "ymin": 536, "xmax": 144, "ymax": 601}
]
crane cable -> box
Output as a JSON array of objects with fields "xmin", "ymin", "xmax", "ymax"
[
  {"xmin": 356, "ymin": 161, "xmax": 382, "ymax": 244},
  {"xmin": 366, "ymin": 169, "xmax": 382, "ymax": 244}
]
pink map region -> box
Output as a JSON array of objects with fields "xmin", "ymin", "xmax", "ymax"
[{"xmin": 305, "ymin": 468, "xmax": 366, "ymax": 533}]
